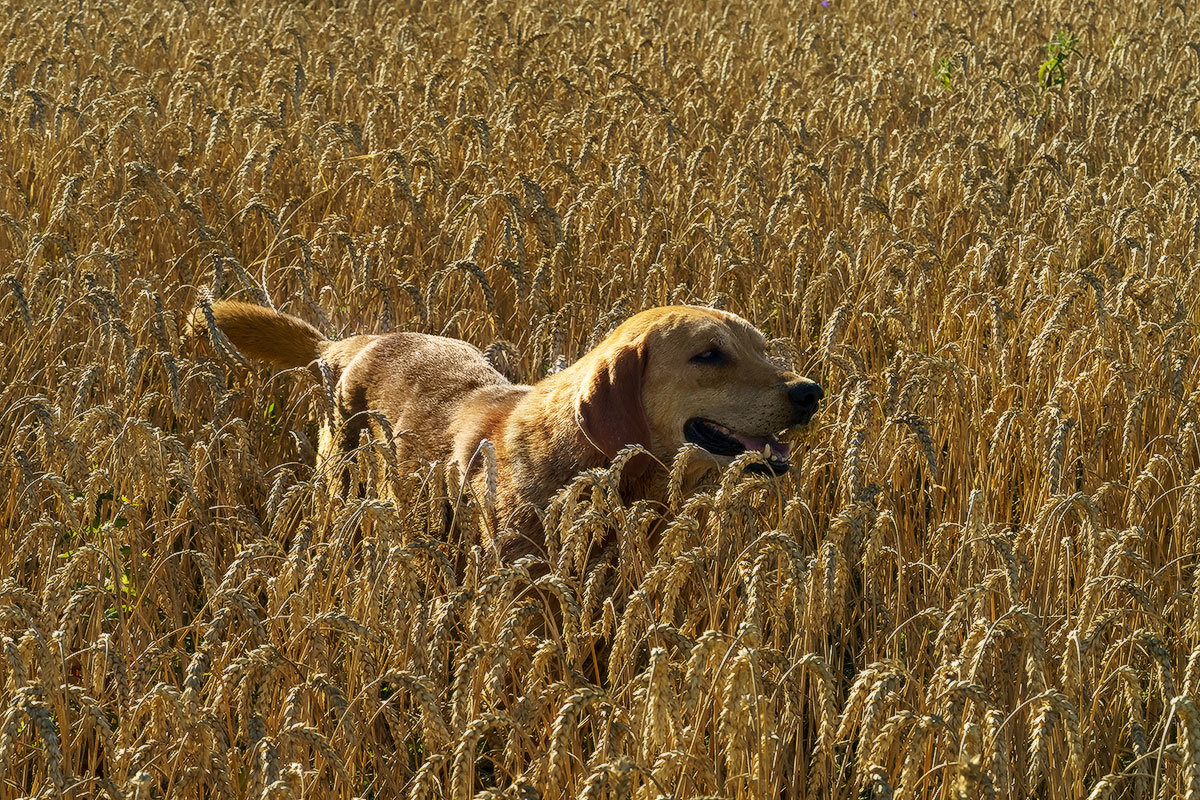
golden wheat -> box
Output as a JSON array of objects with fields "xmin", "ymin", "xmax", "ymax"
[{"xmin": 2, "ymin": 0, "xmax": 1200, "ymax": 797}]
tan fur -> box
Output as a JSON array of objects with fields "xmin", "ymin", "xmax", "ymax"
[{"xmin": 200, "ymin": 301, "xmax": 821, "ymax": 559}]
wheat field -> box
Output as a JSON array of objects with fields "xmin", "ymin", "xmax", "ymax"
[{"xmin": 2, "ymin": 0, "xmax": 1199, "ymax": 797}]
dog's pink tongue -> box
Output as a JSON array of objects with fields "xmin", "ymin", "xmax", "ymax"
[{"xmin": 731, "ymin": 433, "xmax": 790, "ymax": 461}]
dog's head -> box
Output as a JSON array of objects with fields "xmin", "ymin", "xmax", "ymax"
[{"xmin": 575, "ymin": 306, "xmax": 822, "ymax": 474}]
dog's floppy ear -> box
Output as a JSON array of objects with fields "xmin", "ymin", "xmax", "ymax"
[{"xmin": 575, "ymin": 340, "xmax": 653, "ymax": 459}]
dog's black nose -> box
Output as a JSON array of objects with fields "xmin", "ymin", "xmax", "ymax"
[{"xmin": 787, "ymin": 381, "xmax": 824, "ymax": 424}]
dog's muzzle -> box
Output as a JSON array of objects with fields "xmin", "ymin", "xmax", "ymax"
[{"xmin": 684, "ymin": 418, "xmax": 792, "ymax": 475}]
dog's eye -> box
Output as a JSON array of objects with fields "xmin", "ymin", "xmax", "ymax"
[{"xmin": 691, "ymin": 348, "xmax": 727, "ymax": 365}]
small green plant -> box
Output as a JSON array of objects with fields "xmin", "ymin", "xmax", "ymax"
[
  {"xmin": 934, "ymin": 56, "xmax": 955, "ymax": 90},
  {"xmin": 1109, "ymin": 34, "xmax": 1127, "ymax": 66},
  {"xmin": 1039, "ymin": 30, "xmax": 1080, "ymax": 88}
]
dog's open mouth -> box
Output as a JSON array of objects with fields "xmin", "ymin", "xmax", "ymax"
[{"xmin": 684, "ymin": 418, "xmax": 792, "ymax": 475}]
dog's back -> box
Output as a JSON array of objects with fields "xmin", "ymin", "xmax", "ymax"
[
  {"xmin": 333, "ymin": 331, "xmax": 521, "ymax": 466},
  {"xmin": 201, "ymin": 301, "xmax": 519, "ymax": 468}
]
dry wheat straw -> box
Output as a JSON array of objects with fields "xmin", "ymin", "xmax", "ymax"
[{"xmin": 2, "ymin": 0, "xmax": 1198, "ymax": 797}]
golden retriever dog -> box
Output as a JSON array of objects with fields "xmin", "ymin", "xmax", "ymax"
[{"xmin": 199, "ymin": 301, "xmax": 823, "ymax": 558}]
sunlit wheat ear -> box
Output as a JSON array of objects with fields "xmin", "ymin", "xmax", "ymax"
[
  {"xmin": 659, "ymin": 546, "xmax": 705, "ymax": 626},
  {"xmin": 655, "ymin": 505, "xmax": 703, "ymax": 564},
  {"xmin": 535, "ymin": 574, "xmax": 583, "ymax": 663},
  {"xmin": 542, "ymin": 469, "xmax": 589, "ymax": 566},
  {"xmin": 637, "ymin": 646, "xmax": 677, "ymax": 761},
  {"xmin": 666, "ymin": 442, "xmax": 711, "ymax": 511},
  {"xmin": 485, "ymin": 602, "xmax": 540, "ymax": 703},
  {"xmin": 718, "ymin": 645, "xmax": 754, "ymax": 782},
  {"xmin": 477, "ymin": 438, "xmax": 498, "ymax": 512},
  {"xmin": 852, "ymin": 667, "xmax": 906, "ymax": 773},
  {"xmin": 471, "ymin": 565, "xmax": 528, "ymax": 639},
  {"xmin": 678, "ymin": 629, "xmax": 723, "ymax": 719},
  {"xmin": 556, "ymin": 492, "xmax": 603, "ymax": 578},
  {"xmin": 451, "ymin": 713, "xmax": 511, "ymax": 800},
  {"xmin": 864, "ymin": 710, "xmax": 914, "ymax": 787},
  {"xmin": 1025, "ymin": 691, "xmax": 1062, "ymax": 795},
  {"xmin": 545, "ymin": 687, "xmax": 609, "ymax": 789},
  {"xmin": 892, "ymin": 411, "xmax": 939, "ymax": 483},
  {"xmin": 893, "ymin": 716, "xmax": 938, "ymax": 800},
  {"xmin": 388, "ymin": 669, "xmax": 453, "ymax": 746},
  {"xmin": 1174, "ymin": 697, "xmax": 1200, "ymax": 800},
  {"xmin": 446, "ymin": 641, "xmax": 483, "ymax": 734}
]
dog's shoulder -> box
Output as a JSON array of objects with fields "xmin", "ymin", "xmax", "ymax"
[
  {"xmin": 498, "ymin": 372, "xmax": 603, "ymax": 497},
  {"xmin": 452, "ymin": 383, "xmax": 530, "ymax": 469}
]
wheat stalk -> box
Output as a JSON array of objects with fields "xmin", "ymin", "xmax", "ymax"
[{"xmin": 2, "ymin": 2, "xmax": 1198, "ymax": 798}]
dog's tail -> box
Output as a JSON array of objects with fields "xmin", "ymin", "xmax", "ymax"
[{"xmin": 197, "ymin": 301, "xmax": 327, "ymax": 370}]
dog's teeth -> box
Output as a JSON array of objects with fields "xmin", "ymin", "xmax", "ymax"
[{"xmin": 762, "ymin": 444, "xmax": 772, "ymax": 459}]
